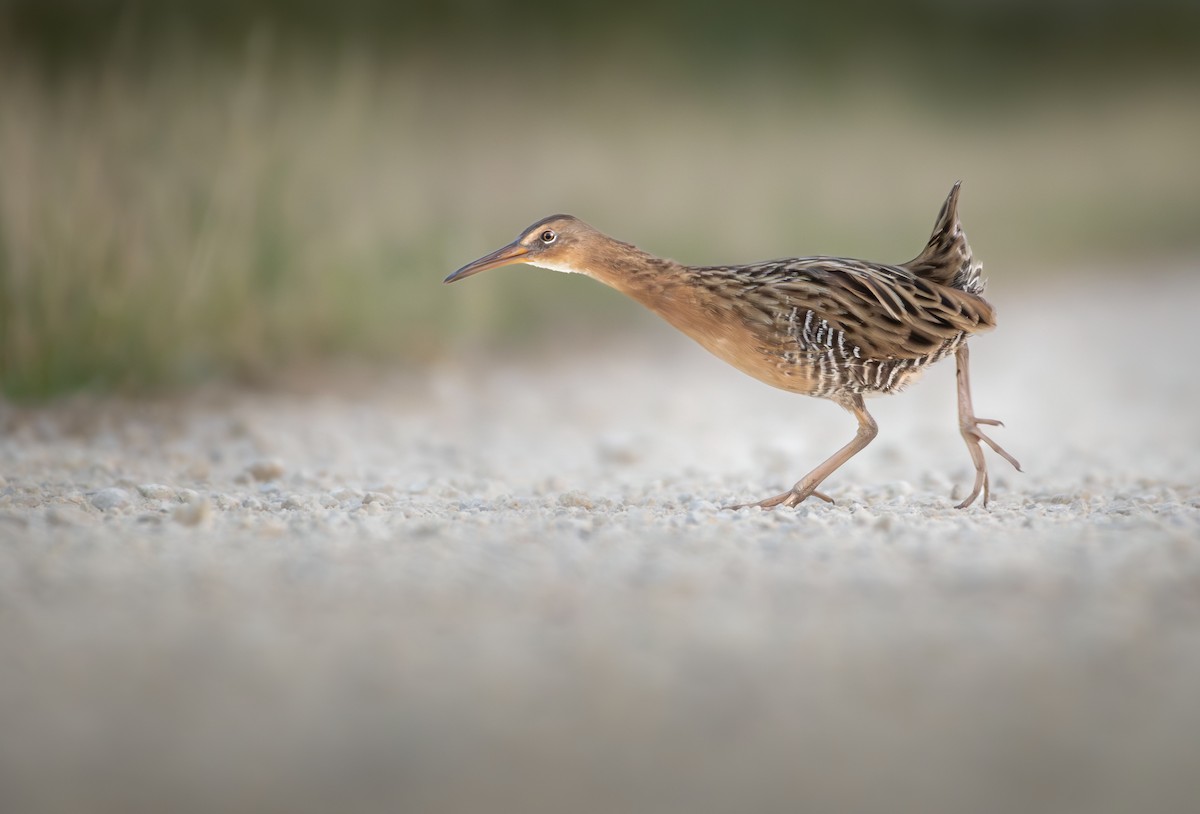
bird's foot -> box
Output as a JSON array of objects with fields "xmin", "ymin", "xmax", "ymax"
[
  {"xmin": 955, "ymin": 415, "xmax": 1022, "ymax": 509},
  {"xmin": 726, "ymin": 485, "xmax": 834, "ymax": 511}
]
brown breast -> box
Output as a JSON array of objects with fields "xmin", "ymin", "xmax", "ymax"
[{"xmin": 601, "ymin": 258, "xmax": 994, "ymax": 401}]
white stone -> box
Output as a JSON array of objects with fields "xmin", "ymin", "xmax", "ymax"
[
  {"xmin": 173, "ymin": 494, "xmax": 212, "ymax": 527},
  {"xmin": 137, "ymin": 483, "xmax": 176, "ymax": 500},
  {"xmin": 91, "ymin": 488, "xmax": 130, "ymax": 511}
]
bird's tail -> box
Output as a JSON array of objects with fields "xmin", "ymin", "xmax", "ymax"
[{"xmin": 902, "ymin": 181, "xmax": 984, "ymax": 295}]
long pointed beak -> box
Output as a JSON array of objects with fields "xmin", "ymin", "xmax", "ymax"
[{"xmin": 444, "ymin": 242, "xmax": 532, "ymax": 283}]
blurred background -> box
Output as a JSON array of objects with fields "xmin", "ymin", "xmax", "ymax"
[{"xmin": 1, "ymin": 0, "xmax": 1198, "ymax": 398}]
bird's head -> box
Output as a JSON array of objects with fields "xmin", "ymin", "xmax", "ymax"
[{"xmin": 444, "ymin": 215, "xmax": 601, "ymax": 283}]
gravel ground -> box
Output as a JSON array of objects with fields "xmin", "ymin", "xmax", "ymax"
[{"xmin": 2, "ymin": 272, "xmax": 1199, "ymax": 814}]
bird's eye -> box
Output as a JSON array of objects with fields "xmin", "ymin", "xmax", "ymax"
[{"xmin": 539, "ymin": 230, "xmax": 557, "ymax": 244}]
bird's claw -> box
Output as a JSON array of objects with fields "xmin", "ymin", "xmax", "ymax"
[
  {"xmin": 956, "ymin": 415, "xmax": 1021, "ymax": 509},
  {"xmin": 726, "ymin": 487, "xmax": 834, "ymax": 511},
  {"xmin": 962, "ymin": 418, "xmax": 1022, "ymax": 473}
]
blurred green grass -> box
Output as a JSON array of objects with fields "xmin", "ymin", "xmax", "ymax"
[{"xmin": 2, "ymin": 47, "xmax": 1198, "ymax": 398}]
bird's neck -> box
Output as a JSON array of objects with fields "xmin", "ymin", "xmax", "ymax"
[{"xmin": 577, "ymin": 240, "xmax": 687, "ymax": 301}]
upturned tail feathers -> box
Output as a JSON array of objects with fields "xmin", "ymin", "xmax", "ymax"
[{"xmin": 903, "ymin": 181, "xmax": 985, "ymax": 295}]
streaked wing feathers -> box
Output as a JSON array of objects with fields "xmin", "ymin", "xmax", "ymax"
[{"xmin": 696, "ymin": 258, "xmax": 995, "ymax": 361}]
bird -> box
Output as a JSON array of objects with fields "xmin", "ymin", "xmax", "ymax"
[{"xmin": 445, "ymin": 182, "xmax": 1020, "ymax": 509}]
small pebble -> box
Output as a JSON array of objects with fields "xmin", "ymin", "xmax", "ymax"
[
  {"xmin": 138, "ymin": 483, "xmax": 176, "ymax": 500},
  {"xmin": 558, "ymin": 491, "xmax": 595, "ymax": 510},
  {"xmin": 174, "ymin": 494, "xmax": 212, "ymax": 527},
  {"xmin": 245, "ymin": 459, "xmax": 285, "ymax": 482},
  {"xmin": 91, "ymin": 488, "xmax": 131, "ymax": 511}
]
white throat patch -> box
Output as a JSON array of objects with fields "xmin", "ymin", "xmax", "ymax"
[{"xmin": 527, "ymin": 258, "xmax": 585, "ymax": 275}]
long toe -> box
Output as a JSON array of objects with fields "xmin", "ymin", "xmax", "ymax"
[
  {"xmin": 968, "ymin": 423, "xmax": 1022, "ymax": 472},
  {"xmin": 955, "ymin": 470, "xmax": 989, "ymax": 509},
  {"xmin": 764, "ymin": 487, "xmax": 834, "ymax": 509},
  {"xmin": 727, "ymin": 487, "xmax": 834, "ymax": 510},
  {"xmin": 752, "ymin": 490, "xmax": 797, "ymax": 510}
]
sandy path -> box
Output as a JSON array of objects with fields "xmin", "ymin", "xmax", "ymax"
[{"xmin": 2, "ymin": 272, "xmax": 1199, "ymax": 813}]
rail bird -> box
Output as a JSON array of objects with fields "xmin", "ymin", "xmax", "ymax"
[{"xmin": 445, "ymin": 183, "xmax": 1020, "ymax": 508}]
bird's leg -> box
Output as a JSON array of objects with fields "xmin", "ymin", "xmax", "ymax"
[
  {"xmin": 731, "ymin": 396, "xmax": 878, "ymax": 510},
  {"xmin": 954, "ymin": 343, "xmax": 1021, "ymax": 508}
]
